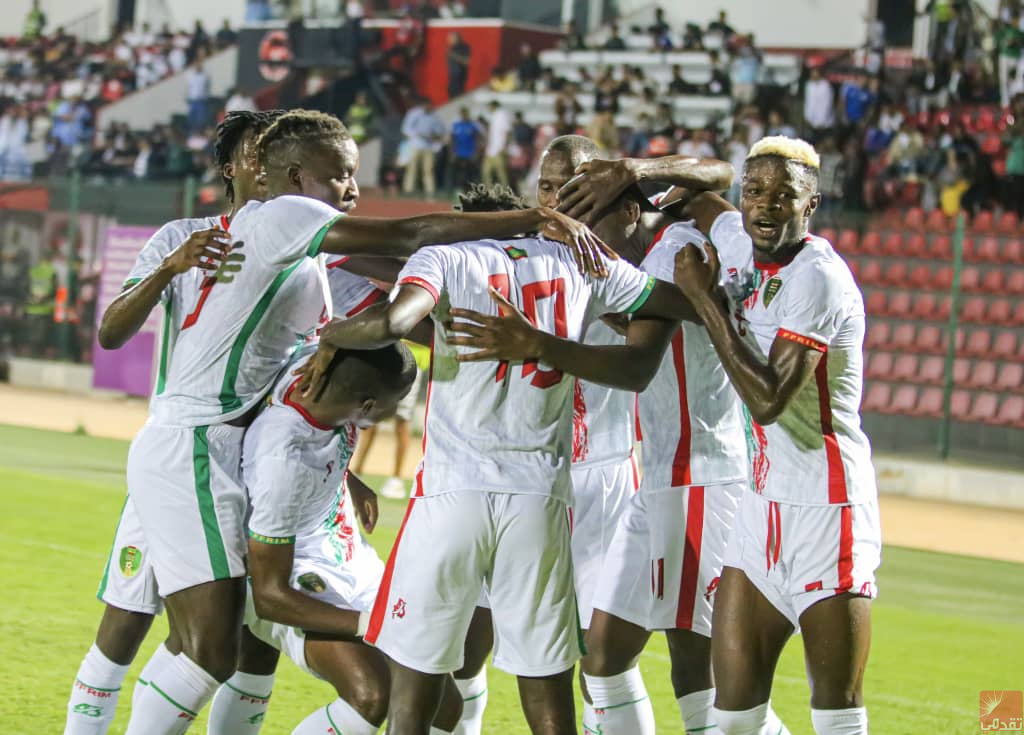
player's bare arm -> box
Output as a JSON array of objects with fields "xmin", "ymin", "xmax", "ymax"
[
  {"xmin": 336, "ymin": 255, "xmax": 406, "ymax": 285},
  {"xmin": 447, "ymin": 283, "xmax": 687, "ymax": 391},
  {"xmin": 674, "ymin": 243, "xmax": 822, "ymax": 425},
  {"xmin": 247, "ymin": 538, "xmax": 362, "ymax": 637},
  {"xmin": 557, "ymin": 156, "xmax": 734, "ymax": 223},
  {"xmin": 318, "ymin": 207, "xmax": 615, "ymax": 277},
  {"xmin": 346, "ymin": 472, "xmax": 379, "ymax": 534},
  {"xmin": 681, "ymin": 190, "xmax": 738, "ymax": 244},
  {"xmin": 97, "ymin": 227, "xmax": 229, "ymax": 349}
]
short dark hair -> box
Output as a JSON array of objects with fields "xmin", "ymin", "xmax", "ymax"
[
  {"xmin": 456, "ymin": 183, "xmax": 529, "ymax": 212},
  {"xmin": 320, "ymin": 343, "xmax": 418, "ymax": 405},
  {"xmin": 543, "ymin": 134, "xmax": 601, "ymax": 170},
  {"xmin": 213, "ymin": 109, "xmax": 282, "ymax": 201},
  {"xmin": 255, "ymin": 109, "xmax": 353, "ymax": 171}
]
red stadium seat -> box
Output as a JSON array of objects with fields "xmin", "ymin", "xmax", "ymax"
[
  {"xmin": 966, "ymin": 392, "xmax": 1000, "ymax": 424},
  {"xmin": 972, "ymin": 210, "xmax": 994, "ymax": 232},
  {"xmin": 987, "ymin": 299, "xmax": 1013, "ymax": 325},
  {"xmin": 866, "ymin": 352, "xmax": 894, "ymax": 379},
  {"xmin": 996, "ymin": 363, "xmax": 1024, "ymax": 393},
  {"xmin": 818, "ymin": 227, "xmax": 838, "ymax": 244},
  {"xmin": 932, "ymin": 265, "xmax": 954, "ymax": 289},
  {"xmin": 847, "ymin": 259, "xmax": 860, "ymax": 280},
  {"xmin": 961, "ymin": 297, "xmax": 987, "ymax": 323},
  {"xmin": 1018, "ymin": 338, "xmax": 1024, "ymax": 363},
  {"xmin": 838, "ymin": 229, "xmax": 860, "ymax": 253},
  {"xmin": 865, "ymin": 322, "xmax": 892, "ymax": 350},
  {"xmin": 866, "ymin": 291, "xmax": 887, "ymax": 315},
  {"xmin": 992, "ymin": 331, "xmax": 1019, "ymax": 361},
  {"xmin": 904, "ymin": 207, "xmax": 925, "ymax": 229},
  {"xmin": 993, "ymin": 157, "xmax": 1008, "ymax": 177},
  {"xmin": 935, "ymin": 296, "xmax": 952, "ymax": 320},
  {"xmin": 1004, "ymin": 239, "xmax": 1023, "ymax": 264},
  {"xmin": 951, "ymin": 389, "xmax": 972, "ymax": 419},
  {"xmin": 960, "ymin": 267, "xmax": 981, "ymax": 292},
  {"xmin": 980, "ymin": 133, "xmax": 1003, "ymax": 156},
  {"xmin": 993, "ymin": 395, "xmax": 1024, "ymax": 426},
  {"xmin": 915, "ymin": 324, "xmax": 943, "ymax": 353},
  {"xmin": 915, "ymin": 387, "xmax": 945, "ymax": 417},
  {"xmin": 925, "ymin": 209, "xmax": 950, "ymax": 232},
  {"xmin": 997, "ymin": 211, "xmax": 1019, "ymax": 234},
  {"xmin": 861, "ymin": 231, "xmax": 883, "ymax": 255},
  {"xmin": 918, "ymin": 355, "xmax": 945, "ymax": 384},
  {"xmin": 883, "ymin": 233, "xmax": 904, "ymax": 255},
  {"xmin": 1005, "ymin": 271, "xmax": 1024, "ymax": 295},
  {"xmin": 888, "ymin": 385, "xmax": 919, "ymax": 415},
  {"xmin": 1013, "ymin": 302, "xmax": 1024, "ymax": 326},
  {"xmin": 929, "ymin": 236, "xmax": 952, "ymax": 260},
  {"xmin": 963, "ymin": 329, "xmax": 992, "ymax": 357},
  {"xmin": 892, "ymin": 354, "xmax": 918, "ymax": 381},
  {"xmin": 976, "ymin": 107, "xmax": 997, "ymax": 132},
  {"xmin": 966, "ymin": 360, "xmax": 997, "ymax": 388},
  {"xmin": 980, "ymin": 269, "xmax": 1005, "ymax": 293},
  {"xmin": 905, "ymin": 233, "xmax": 928, "ymax": 257},
  {"xmin": 912, "ymin": 294, "xmax": 937, "ymax": 320},
  {"xmin": 862, "ymin": 382, "xmax": 892, "ymax": 412},
  {"xmin": 975, "ymin": 237, "xmax": 1001, "ymax": 262},
  {"xmin": 909, "ymin": 264, "xmax": 932, "ymax": 287},
  {"xmin": 860, "ymin": 260, "xmax": 883, "ymax": 286},
  {"xmin": 961, "ymin": 237, "xmax": 976, "ymax": 261},
  {"xmin": 887, "ymin": 292, "xmax": 912, "ymax": 317},
  {"xmin": 885, "ymin": 261, "xmax": 909, "ymax": 286},
  {"xmin": 953, "ymin": 358, "xmax": 971, "ymax": 384}
]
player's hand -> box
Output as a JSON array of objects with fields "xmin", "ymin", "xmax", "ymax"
[
  {"xmin": 292, "ymin": 344, "xmax": 337, "ymax": 401},
  {"xmin": 556, "ymin": 159, "xmax": 634, "ymax": 224},
  {"xmin": 348, "ymin": 474, "xmax": 379, "ymax": 534},
  {"xmin": 537, "ymin": 207, "xmax": 616, "ymax": 278},
  {"xmin": 447, "ymin": 287, "xmax": 543, "ymax": 362},
  {"xmin": 163, "ymin": 227, "xmax": 231, "ymax": 275},
  {"xmin": 674, "ymin": 242, "xmax": 720, "ymax": 302}
]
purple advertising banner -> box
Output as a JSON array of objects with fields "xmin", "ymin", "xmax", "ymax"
[{"xmin": 91, "ymin": 225, "xmax": 159, "ymax": 396}]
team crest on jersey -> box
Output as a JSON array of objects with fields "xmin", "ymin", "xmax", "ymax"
[
  {"xmin": 504, "ymin": 245, "xmax": 528, "ymax": 260},
  {"xmin": 119, "ymin": 546, "xmax": 142, "ymax": 577},
  {"xmin": 763, "ymin": 277, "xmax": 783, "ymax": 307},
  {"xmin": 297, "ymin": 572, "xmax": 327, "ymax": 593}
]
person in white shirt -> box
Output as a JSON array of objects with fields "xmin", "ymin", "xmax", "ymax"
[
  {"xmin": 186, "ymin": 60, "xmax": 212, "ymax": 133},
  {"xmin": 401, "ymin": 97, "xmax": 446, "ymax": 196},
  {"xmin": 482, "ymin": 100, "xmax": 512, "ymax": 187},
  {"xmin": 678, "ymin": 137, "xmax": 879, "ymax": 735},
  {"xmin": 803, "ymin": 67, "xmax": 835, "ymax": 140},
  {"xmin": 225, "ymin": 88, "xmax": 257, "ymax": 112}
]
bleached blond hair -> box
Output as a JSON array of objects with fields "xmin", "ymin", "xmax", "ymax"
[{"xmin": 746, "ymin": 136, "xmax": 820, "ymax": 169}]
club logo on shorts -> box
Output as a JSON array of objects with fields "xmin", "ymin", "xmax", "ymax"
[
  {"xmin": 763, "ymin": 277, "xmax": 782, "ymax": 307},
  {"xmin": 980, "ymin": 691, "xmax": 1022, "ymax": 731},
  {"xmin": 392, "ymin": 598, "xmax": 407, "ymax": 619},
  {"xmin": 119, "ymin": 546, "xmax": 142, "ymax": 577},
  {"xmin": 297, "ymin": 573, "xmax": 327, "ymax": 593}
]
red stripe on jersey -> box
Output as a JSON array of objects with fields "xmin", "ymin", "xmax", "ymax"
[
  {"xmin": 777, "ymin": 328, "xmax": 827, "ymax": 353},
  {"xmin": 634, "ymin": 394, "xmax": 643, "ymax": 442},
  {"xmin": 420, "ymin": 331, "xmax": 435, "ymax": 457},
  {"xmin": 645, "ymin": 224, "xmax": 672, "ymax": 257},
  {"xmin": 835, "ymin": 505, "xmax": 854, "ymax": 593},
  {"xmin": 282, "ymin": 377, "xmax": 335, "ymax": 430},
  {"xmin": 571, "ymin": 380, "xmax": 589, "ymax": 462},
  {"xmin": 364, "ymin": 496, "xmax": 417, "ymax": 643},
  {"xmin": 399, "ymin": 276, "xmax": 439, "ymax": 304},
  {"xmin": 772, "ymin": 501, "xmax": 782, "ymax": 566},
  {"xmin": 670, "ymin": 330, "xmax": 693, "ymax": 487},
  {"xmin": 814, "ymin": 356, "xmax": 849, "ymax": 503},
  {"xmin": 675, "ymin": 486, "xmax": 705, "ymax": 630},
  {"xmin": 629, "ymin": 452, "xmax": 640, "ymax": 491},
  {"xmin": 345, "ymin": 289, "xmax": 385, "ymax": 318},
  {"xmin": 326, "ymin": 255, "xmax": 350, "ymax": 268}
]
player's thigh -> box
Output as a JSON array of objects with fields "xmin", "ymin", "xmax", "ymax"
[
  {"xmin": 128, "ymin": 422, "xmax": 247, "ymax": 597},
  {"xmin": 799, "ymin": 593, "xmax": 872, "ymax": 709},
  {"xmin": 488, "ymin": 494, "xmax": 582, "ymax": 678},
  {"xmin": 305, "ymin": 634, "xmax": 391, "ymax": 720},
  {"xmin": 365, "ymin": 492, "xmax": 492, "ymax": 675},
  {"xmin": 456, "ymin": 606, "xmax": 494, "ymax": 679}
]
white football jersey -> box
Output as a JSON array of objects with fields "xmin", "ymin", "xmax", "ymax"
[
  {"xmin": 149, "ymin": 196, "xmax": 338, "ymax": 426},
  {"xmin": 638, "ymin": 221, "xmax": 747, "ymax": 489},
  {"xmin": 325, "ymin": 256, "xmax": 386, "ymax": 318},
  {"xmin": 572, "ymin": 319, "xmax": 636, "ymax": 467},
  {"xmin": 710, "ymin": 211, "xmax": 876, "ymax": 506},
  {"xmin": 244, "ymin": 348, "xmax": 377, "ymax": 570},
  {"xmin": 123, "ymin": 216, "xmax": 221, "ymax": 403},
  {"xmin": 397, "ymin": 238, "xmax": 656, "ymax": 504}
]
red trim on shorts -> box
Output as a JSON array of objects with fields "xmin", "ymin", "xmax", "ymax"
[
  {"xmin": 634, "ymin": 394, "xmax": 643, "ymax": 442},
  {"xmin": 645, "ymin": 225, "xmax": 672, "ymax": 257},
  {"xmin": 629, "ymin": 453, "xmax": 640, "ymax": 491},
  {"xmin": 670, "ymin": 330, "xmax": 692, "ymax": 486},
  {"xmin": 326, "ymin": 255, "xmax": 350, "ymax": 268},
  {"xmin": 399, "ymin": 276, "xmax": 440, "ymax": 304},
  {"xmin": 282, "ymin": 377, "xmax": 335, "ymax": 431},
  {"xmin": 814, "ymin": 357, "xmax": 849, "ymax": 504},
  {"xmin": 365, "ymin": 497, "xmax": 417, "ymax": 643},
  {"xmin": 765, "ymin": 500, "xmax": 782, "ymax": 572},
  {"xmin": 835, "ymin": 505, "xmax": 854, "ymax": 593},
  {"xmin": 675, "ymin": 486, "xmax": 705, "ymax": 630},
  {"xmin": 777, "ymin": 328, "xmax": 827, "ymax": 353},
  {"xmin": 345, "ymin": 289, "xmax": 385, "ymax": 317}
]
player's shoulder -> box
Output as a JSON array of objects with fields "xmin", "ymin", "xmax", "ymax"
[
  {"xmin": 251, "ymin": 195, "xmax": 339, "ymax": 221},
  {"xmin": 787, "ymin": 238, "xmax": 863, "ymax": 308},
  {"xmin": 148, "ymin": 215, "xmax": 220, "ymax": 250},
  {"xmin": 640, "ymin": 219, "xmax": 702, "ymax": 275}
]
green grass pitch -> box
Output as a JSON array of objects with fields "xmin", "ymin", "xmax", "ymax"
[{"xmin": 1, "ymin": 424, "xmax": 1021, "ymax": 734}]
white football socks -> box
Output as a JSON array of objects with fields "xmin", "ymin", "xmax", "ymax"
[
  {"xmin": 582, "ymin": 700, "xmax": 601, "ymax": 734},
  {"xmin": 583, "ymin": 667, "xmax": 656, "ymax": 735},
  {"xmin": 290, "ymin": 698, "xmax": 379, "ymax": 735},
  {"xmin": 124, "ymin": 653, "xmax": 219, "ymax": 735},
  {"xmin": 64, "ymin": 644, "xmax": 130, "ymax": 735},
  {"xmin": 678, "ymin": 688, "xmax": 723, "ymax": 734},
  {"xmin": 811, "ymin": 707, "xmax": 868, "ymax": 735},
  {"xmin": 131, "ymin": 642, "xmax": 176, "ymax": 713},
  {"xmin": 207, "ymin": 671, "xmax": 274, "ymax": 734},
  {"xmin": 453, "ymin": 669, "xmax": 488, "ymax": 735},
  {"xmin": 714, "ymin": 702, "xmax": 792, "ymax": 735}
]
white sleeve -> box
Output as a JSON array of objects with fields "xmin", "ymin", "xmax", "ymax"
[
  {"xmin": 252, "ymin": 196, "xmax": 344, "ymax": 268},
  {"xmin": 124, "ymin": 224, "xmax": 177, "ymax": 302},
  {"xmin": 589, "ymin": 256, "xmax": 656, "ymax": 315},
  {"xmin": 246, "ymin": 455, "xmax": 310, "ymax": 544},
  {"xmin": 396, "ymin": 246, "xmax": 455, "ymax": 304},
  {"xmin": 708, "ymin": 210, "xmax": 752, "ymax": 277},
  {"xmin": 774, "ymin": 265, "xmax": 847, "ymax": 351}
]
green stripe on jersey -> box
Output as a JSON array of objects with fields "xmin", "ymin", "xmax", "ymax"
[
  {"xmin": 308, "ymin": 214, "xmax": 344, "ymax": 257},
  {"xmin": 247, "ymin": 529, "xmax": 295, "ymax": 545},
  {"xmin": 123, "ymin": 277, "xmax": 142, "ymax": 288},
  {"xmin": 193, "ymin": 426, "xmax": 231, "ymax": 579},
  {"xmin": 96, "ymin": 496, "xmax": 129, "ymax": 601},
  {"xmin": 623, "ymin": 275, "xmax": 657, "ymax": 314},
  {"xmin": 218, "ymin": 260, "xmax": 302, "ymax": 413},
  {"xmin": 155, "ymin": 304, "xmax": 173, "ymax": 395}
]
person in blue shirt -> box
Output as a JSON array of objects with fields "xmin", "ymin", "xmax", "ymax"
[
  {"xmin": 841, "ymin": 73, "xmax": 876, "ymax": 129},
  {"xmin": 448, "ymin": 106, "xmax": 483, "ymax": 191}
]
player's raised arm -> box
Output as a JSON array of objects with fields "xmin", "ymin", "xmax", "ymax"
[{"xmin": 681, "ymin": 190, "xmax": 738, "ymax": 244}]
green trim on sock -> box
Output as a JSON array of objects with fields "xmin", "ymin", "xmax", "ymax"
[
  {"xmin": 223, "ymin": 680, "xmax": 272, "ymax": 700},
  {"xmin": 688, "ymin": 726, "xmax": 717, "ymax": 732},
  {"xmin": 462, "ymin": 689, "xmax": 487, "ymax": 703},
  {"xmin": 148, "ymin": 682, "xmax": 199, "ymax": 717},
  {"xmin": 324, "ymin": 704, "xmax": 340, "ymax": 732},
  {"xmin": 583, "ymin": 726, "xmax": 603, "ymax": 735},
  {"xmin": 600, "ymin": 696, "xmax": 649, "ymax": 710},
  {"xmin": 75, "ymin": 678, "xmax": 121, "ymax": 693}
]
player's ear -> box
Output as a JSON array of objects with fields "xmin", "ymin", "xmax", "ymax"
[
  {"xmin": 287, "ymin": 164, "xmax": 303, "ymax": 191},
  {"xmin": 359, "ymin": 397, "xmax": 377, "ymax": 419},
  {"xmin": 805, "ymin": 192, "xmax": 821, "ymax": 219},
  {"xmin": 625, "ymin": 198, "xmax": 641, "ymax": 225},
  {"xmin": 221, "ymin": 161, "xmax": 235, "ymax": 184}
]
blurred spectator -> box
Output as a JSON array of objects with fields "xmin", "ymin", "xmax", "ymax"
[
  {"xmin": 216, "ymin": 19, "xmax": 238, "ymax": 49},
  {"xmin": 449, "ymin": 106, "xmax": 482, "ymax": 190},
  {"xmin": 803, "ymin": 66, "xmax": 835, "ymax": 139},
  {"xmin": 865, "ymin": 15, "xmax": 886, "ymax": 75},
  {"xmin": 482, "ymin": 99, "xmax": 512, "ymax": 186},
  {"xmin": 817, "ymin": 135, "xmax": 844, "ymax": 215},
  {"xmin": 0, "ymin": 106, "xmax": 30, "ymax": 180},
  {"xmin": 682, "ymin": 24, "xmax": 704, "ymax": 51},
  {"xmin": 706, "ymin": 51, "xmax": 731, "ymax": 96},
  {"xmin": 563, "ymin": 20, "xmax": 587, "ymax": 52},
  {"xmin": 490, "ymin": 68, "xmax": 518, "ymax": 93},
  {"xmin": 841, "ymin": 73, "xmax": 876, "ymax": 133},
  {"xmin": 23, "ymin": 0, "xmax": 46, "ymax": 40},
  {"xmin": 25, "ymin": 250, "xmax": 55, "ymax": 357},
  {"xmin": 594, "ymin": 77, "xmax": 620, "ymax": 114},
  {"xmin": 517, "ymin": 44, "xmax": 542, "ymax": 91},
  {"xmin": 648, "ymin": 7, "xmax": 671, "ymax": 38},
  {"xmin": 402, "ymin": 97, "xmax": 445, "ymax": 196},
  {"xmin": 225, "ymin": 88, "xmax": 257, "ymax": 113},
  {"xmin": 996, "ymin": 10, "xmax": 1024, "ymax": 105},
  {"xmin": 937, "ymin": 148, "xmax": 970, "ymax": 215},
  {"xmin": 668, "ymin": 65, "xmax": 697, "ymax": 95},
  {"xmin": 447, "ymin": 33, "xmax": 472, "ymax": 98},
  {"xmin": 651, "ymin": 101, "xmax": 675, "ymax": 137},
  {"xmin": 554, "ymin": 84, "xmax": 582, "ymax": 133},
  {"xmin": 923, "ymin": 0, "xmax": 956, "ymax": 62},
  {"xmin": 887, "ymin": 120, "xmax": 926, "ymax": 177},
  {"xmin": 345, "ymin": 91, "xmax": 375, "ymax": 144},
  {"xmin": 509, "ymin": 111, "xmax": 536, "ymax": 189},
  {"xmin": 766, "ymin": 109, "xmax": 796, "ymax": 138},
  {"xmin": 604, "ymin": 24, "xmax": 627, "ymax": 51},
  {"xmin": 586, "ymin": 110, "xmax": 620, "ymax": 155},
  {"xmin": 187, "ymin": 21, "xmax": 211, "ymax": 65},
  {"xmin": 1004, "ymin": 94, "xmax": 1024, "ymax": 215},
  {"xmin": 438, "ymin": 0, "xmax": 467, "ymax": 18},
  {"xmin": 678, "ymin": 128, "xmax": 716, "ymax": 158},
  {"xmin": 723, "ymin": 128, "xmax": 747, "ymax": 204},
  {"xmin": 186, "ymin": 58, "xmax": 212, "ymax": 134},
  {"xmin": 731, "ymin": 35, "xmax": 762, "ymax": 105},
  {"xmin": 627, "ymin": 113, "xmax": 654, "ymax": 157},
  {"xmin": 707, "ymin": 9, "xmax": 736, "ymax": 42},
  {"xmin": 415, "ymin": 0, "xmax": 440, "ymax": 20}
]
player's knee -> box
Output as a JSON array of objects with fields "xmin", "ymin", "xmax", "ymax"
[
  {"xmin": 345, "ymin": 676, "xmax": 389, "ymax": 725},
  {"xmin": 581, "ymin": 645, "xmax": 633, "ymax": 677},
  {"xmin": 182, "ymin": 635, "xmax": 239, "ymax": 682},
  {"xmin": 810, "ymin": 682, "xmax": 863, "ymax": 711}
]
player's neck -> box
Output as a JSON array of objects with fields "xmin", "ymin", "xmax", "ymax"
[{"xmin": 754, "ymin": 234, "xmax": 807, "ymax": 267}]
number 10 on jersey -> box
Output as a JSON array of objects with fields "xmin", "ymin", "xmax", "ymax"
[{"xmin": 487, "ymin": 274, "xmax": 566, "ymax": 389}]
